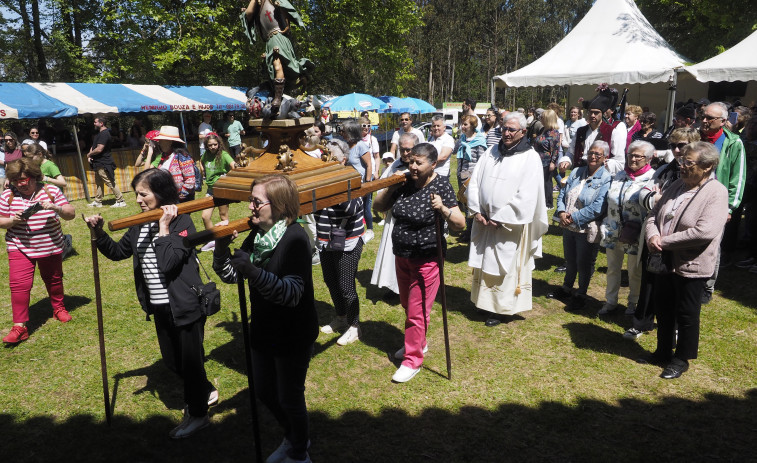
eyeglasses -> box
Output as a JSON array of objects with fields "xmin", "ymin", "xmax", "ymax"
[
  {"xmin": 628, "ymin": 154, "xmax": 646, "ymax": 160},
  {"xmin": 701, "ymin": 115, "xmax": 723, "ymax": 121},
  {"xmin": 251, "ymin": 199, "xmax": 271, "ymax": 209},
  {"xmin": 361, "ymin": 124, "xmax": 371, "ymax": 128},
  {"xmin": 400, "ymin": 147, "xmax": 413, "ymax": 152},
  {"xmin": 400, "ymin": 118, "xmax": 410, "ymax": 121},
  {"xmin": 587, "ymin": 151, "xmax": 605, "ymax": 158},
  {"xmin": 30, "ymin": 131, "xmax": 39, "ymax": 134},
  {"xmin": 669, "ymin": 142, "xmax": 688, "ymax": 151},
  {"xmin": 680, "ymin": 159, "xmax": 700, "ymax": 168},
  {"xmin": 502, "ymin": 127, "xmax": 521, "ymax": 133}
]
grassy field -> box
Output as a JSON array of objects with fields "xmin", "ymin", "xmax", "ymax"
[{"xmin": 1, "ymin": 169, "xmax": 756, "ymax": 462}]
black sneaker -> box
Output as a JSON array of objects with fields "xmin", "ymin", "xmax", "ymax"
[{"xmin": 565, "ymin": 294, "xmax": 587, "ymax": 311}]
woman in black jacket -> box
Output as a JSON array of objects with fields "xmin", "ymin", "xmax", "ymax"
[
  {"xmin": 84, "ymin": 168, "xmax": 215, "ymax": 439},
  {"xmin": 213, "ymin": 174, "xmax": 317, "ymax": 463}
]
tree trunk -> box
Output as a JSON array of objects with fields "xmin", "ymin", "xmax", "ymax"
[{"xmin": 31, "ymin": 0, "xmax": 50, "ymax": 80}]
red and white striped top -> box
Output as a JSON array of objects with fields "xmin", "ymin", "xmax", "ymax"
[{"xmin": 0, "ymin": 185, "xmax": 68, "ymax": 258}]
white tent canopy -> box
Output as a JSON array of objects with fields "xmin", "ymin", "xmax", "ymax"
[
  {"xmin": 686, "ymin": 30, "xmax": 757, "ymax": 83},
  {"xmin": 493, "ymin": 0, "xmax": 688, "ymax": 88}
]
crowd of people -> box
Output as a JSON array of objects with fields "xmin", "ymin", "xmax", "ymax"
[{"xmin": 2, "ymin": 86, "xmax": 756, "ymax": 462}]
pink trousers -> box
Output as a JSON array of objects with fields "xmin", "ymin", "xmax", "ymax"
[
  {"xmin": 395, "ymin": 256, "xmax": 440, "ymax": 369},
  {"xmin": 8, "ymin": 251, "xmax": 65, "ymax": 324}
]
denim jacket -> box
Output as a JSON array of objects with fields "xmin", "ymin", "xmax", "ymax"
[{"xmin": 556, "ymin": 165, "xmax": 612, "ymax": 229}]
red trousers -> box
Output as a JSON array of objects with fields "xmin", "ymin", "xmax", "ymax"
[
  {"xmin": 8, "ymin": 251, "xmax": 65, "ymax": 324},
  {"xmin": 395, "ymin": 256, "xmax": 440, "ymax": 369}
]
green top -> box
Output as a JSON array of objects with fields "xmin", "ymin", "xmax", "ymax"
[
  {"xmin": 201, "ymin": 150, "xmax": 235, "ymax": 187},
  {"xmin": 41, "ymin": 159, "xmax": 62, "ymax": 182},
  {"xmin": 223, "ymin": 120, "xmax": 245, "ymax": 147}
]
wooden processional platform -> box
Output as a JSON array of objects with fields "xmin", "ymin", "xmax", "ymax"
[{"xmin": 108, "ymin": 117, "xmax": 405, "ymax": 246}]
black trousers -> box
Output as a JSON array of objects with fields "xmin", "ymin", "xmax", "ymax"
[
  {"xmin": 152, "ymin": 304, "xmax": 213, "ymax": 417},
  {"xmin": 632, "ymin": 246, "xmax": 656, "ymax": 331},
  {"xmin": 543, "ymin": 165, "xmax": 554, "ymax": 208},
  {"xmin": 320, "ymin": 239, "xmax": 363, "ymax": 326},
  {"xmin": 252, "ymin": 345, "xmax": 313, "ymax": 460},
  {"xmin": 653, "ymin": 273, "xmax": 706, "ymax": 361}
]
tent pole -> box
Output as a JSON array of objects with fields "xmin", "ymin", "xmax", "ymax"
[
  {"xmin": 490, "ymin": 79, "xmax": 496, "ymax": 108},
  {"xmin": 179, "ymin": 113, "xmax": 187, "ymax": 142},
  {"xmin": 665, "ymin": 70, "xmax": 679, "ymax": 132},
  {"xmin": 72, "ymin": 123, "xmax": 92, "ymax": 203}
]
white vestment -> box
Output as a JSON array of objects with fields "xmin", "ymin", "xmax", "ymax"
[
  {"xmin": 467, "ymin": 142, "xmax": 549, "ymax": 314},
  {"xmin": 370, "ymin": 159, "xmax": 408, "ymax": 294}
]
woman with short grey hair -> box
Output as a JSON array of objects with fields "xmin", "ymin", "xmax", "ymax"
[
  {"xmin": 599, "ymin": 140, "xmax": 656, "ymax": 316},
  {"xmin": 642, "ymin": 141, "xmax": 728, "ymax": 379}
]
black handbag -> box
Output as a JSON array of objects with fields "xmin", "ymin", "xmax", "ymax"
[
  {"xmin": 647, "ymin": 251, "xmax": 672, "ymax": 274},
  {"xmin": 193, "ymin": 255, "xmax": 221, "ymax": 316}
]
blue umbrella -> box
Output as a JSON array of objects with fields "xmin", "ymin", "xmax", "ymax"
[
  {"xmin": 377, "ymin": 95, "xmax": 412, "ymax": 114},
  {"xmin": 402, "ymin": 97, "xmax": 437, "ymax": 114},
  {"xmin": 322, "ymin": 92, "xmax": 387, "ymax": 113}
]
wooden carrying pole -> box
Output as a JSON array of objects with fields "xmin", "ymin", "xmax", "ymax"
[
  {"xmin": 86, "ymin": 215, "xmax": 113, "ymax": 425},
  {"xmin": 181, "ymin": 175, "xmax": 406, "ymax": 247}
]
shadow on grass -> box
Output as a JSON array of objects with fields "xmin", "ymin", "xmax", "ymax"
[
  {"xmin": 26, "ymin": 294, "xmax": 92, "ymax": 335},
  {"xmin": 713, "ymin": 266, "xmax": 757, "ymax": 311},
  {"xmin": 2, "ymin": 388, "xmax": 755, "ymax": 461},
  {"xmin": 112, "ymin": 361, "xmax": 185, "ymax": 413},
  {"xmin": 563, "ymin": 321, "xmax": 648, "ymax": 361}
]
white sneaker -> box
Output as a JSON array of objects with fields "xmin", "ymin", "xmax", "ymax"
[
  {"xmin": 623, "ymin": 328, "xmax": 645, "ymax": 340},
  {"xmin": 88, "ymin": 201, "xmax": 102, "ymax": 208},
  {"xmin": 311, "ymin": 253, "xmax": 320, "ymax": 266},
  {"xmin": 376, "ymin": 220, "xmax": 386, "ymax": 226},
  {"xmin": 598, "ymin": 303, "xmax": 617, "ymax": 315},
  {"xmin": 394, "ymin": 344, "xmax": 428, "ymax": 360},
  {"xmin": 362, "ymin": 229, "xmax": 374, "ymax": 243},
  {"xmin": 266, "ymin": 438, "xmax": 312, "ymax": 463},
  {"xmin": 207, "ymin": 388, "xmax": 219, "ymax": 406},
  {"xmin": 320, "ymin": 316, "xmax": 347, "ymax": 334},
  {"xmin": 624, "ymin": 302, "xmax": 636, "ymax": 316},
  {"xmin": 336, "ymin": 326, "xmax": 360, "ymax": 345},
  {"xmin": 392, "ymin": 364, "xmax": 420, "ymax": 383},
  {"xmin": 111, "ymin": 200, "xmax": 127, "ymax": 208},
  {"xmin": 169, "ymin": 414, "xmax": 210, "ymax": 439},
  {"xmin": 201, "ymin": 241, "xmax": 216, "ymax": 252}
]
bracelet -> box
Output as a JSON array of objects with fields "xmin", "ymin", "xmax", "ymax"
[{"xmin": 445, "ymin": 208, "xmax": 452, "ymax": 219}]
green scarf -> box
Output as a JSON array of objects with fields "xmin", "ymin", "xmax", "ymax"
[{"xmin": 252, "ymin": 220, "xmax": 288, "ymax": 266}]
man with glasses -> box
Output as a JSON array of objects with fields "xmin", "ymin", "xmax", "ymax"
[
  {"xmin": 467, "ymin": 112, "xmax": 549, "ymax": 327},
  {"xmin": 700, "ymin": 101, "xmax": 746, "ymax": 302},
  {"xmin": 389, "ymin": 112, "xmax": 425, "ymax": 158},
  {"xmin": 427, "ymin": 115, "xmax": 454, "ymax": 178},
  {"xmin": 560, "ymin": 85, "xmax": 627, "ymax": 175}
]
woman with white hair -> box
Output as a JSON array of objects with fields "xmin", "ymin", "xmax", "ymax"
[
  {"xmin": 599, "ymin": 140, "xmax": 656, "ymax": 316},
  {"xmin": 642, "ymin": 142, "xmax": 728, "ymax": 379}
]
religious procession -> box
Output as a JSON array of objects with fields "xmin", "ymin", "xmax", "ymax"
[{"xmin": 2, "ymin": 0, "xmax": 756, "ymax": 461}]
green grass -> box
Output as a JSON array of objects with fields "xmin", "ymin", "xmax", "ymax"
[{"xmin": 1, "ymin": 168, "xmax": 756, "ymax": 462}]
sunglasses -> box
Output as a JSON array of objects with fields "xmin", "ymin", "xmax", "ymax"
[
  {"xmin": 669, "ymin": 142, "xmax": 688, "ymax": 150},
  {"xmin": 701, "ymin": 115, "xmax": 723, "ymax": 121},
  {"xmin": 30, "ymin": 131, "xmax": 39, "ymax": 135},
  {"xmin": 400, "ymin": 118, "xmax": 410, "ymax": 121},
  {"xmin": 14, "ymin": 177, "xmax": 31, "ymax": 187},
  {"xmin": 361, "ymin": 124, "xmax": 371, "ymax": 128},
  {"xmin": 251, "ymin": 199, "xmax": 271, "ymax": 209},
  {"xmin": 4, "ymin": 138, "xmax": 14, "ymax": 142}
]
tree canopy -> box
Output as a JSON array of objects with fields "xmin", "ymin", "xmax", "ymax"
[{"xmin": 1, "ymin": 0, "xmax": 754, "ymax": 109}]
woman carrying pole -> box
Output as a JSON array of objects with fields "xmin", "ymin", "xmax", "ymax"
[
  {"xmin": 374, "ymin": 143, "xmax": 464, "ymax": 383},
  {"xmin": 212, "ymin": 174, "xmax": 317, "ymax": 463}
]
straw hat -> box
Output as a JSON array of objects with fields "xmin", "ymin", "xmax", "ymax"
[{"xmin": 153, "ymin": 126, "xmax": 186, "ymax": 144}]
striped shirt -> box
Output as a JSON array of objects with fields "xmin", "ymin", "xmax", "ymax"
[
  {"xmin": 0, "ymin": 185, "xmax": 67, "ymax": 258},
  {"xmin": 136, "ymin": 223, "xmax": 170, "ymax": 305},
  {"xmin": 314, "ymin": 198, "xmax": 364, "ymax": 252},
  {"xmin": 485, "ymin": 127, "xmax": 502, "ymax": 147}
]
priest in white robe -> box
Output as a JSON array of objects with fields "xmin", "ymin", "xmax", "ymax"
[{"xmin": 467, "ymin": 112, "xmax": 549, "ymax": 327}]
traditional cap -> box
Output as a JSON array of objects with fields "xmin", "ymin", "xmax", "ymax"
[
  {"xmin": 587, "ymin": 83, "xmax": 618, "ymax": 113},
  {"xmin": 152, "ymin": 126, "xmax": 186, "ymax": 144}
]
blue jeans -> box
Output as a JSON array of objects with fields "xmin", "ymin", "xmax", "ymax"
[{"xmin": 562, "ymin": 229, "xmax": 599, "ymax": 296}]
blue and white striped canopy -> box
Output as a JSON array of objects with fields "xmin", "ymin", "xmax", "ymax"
[{"xmin": 0, "ymin": 82, "xmax": 250, "ymax": 119}]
